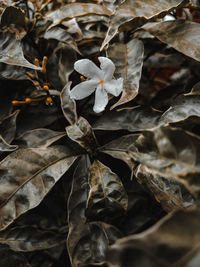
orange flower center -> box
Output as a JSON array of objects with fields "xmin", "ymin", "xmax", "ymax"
[{"xmin": 99, "ymin": 79, "xmax": 104, "ymax": 84}]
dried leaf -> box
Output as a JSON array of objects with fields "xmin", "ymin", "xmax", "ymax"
[
  {"xmin": 1, "ymin": 6, "xmax": 26, "ymax": 29},
  {"xmin": 0, "ymin": 30, "xmax": 41, "ymax": 70},
  {"xmin": 0, "ymin": 145, "xmax": 78, "ymax": 230},
  {"xmin": 136, "ymin": 164, "xmax": 195, "ymax": 212},
  {"xmin": 86, "ymin": 160, "xmax": 128, "ymax": 223},
  {"xmin": 143, "ymin": 20, "xmax": 200, "ymax": 62},
  {"xmin": 107, "ymin": 209, "xmax": 200, "ymax": 266},
  {"xmin": 46, "ymin": 3, "xmax": 111, "ymax": 25},
  {"xmin": 0, "ymin": 225, "xmax": 66, "ymax": 252},
  {"xmin": 0, "ymin": 136, "xmax": 18, "ymax": 152},
  {"xmin": 93, "ymin": 106, "xmax": 161, "ymax": 131},
  {"xmin": 67, "ymin": 156, "xmax": 121, "ymax": 266},
  {"xmin": 0, "ymin": 243, "xmax": 30, "ymax": 267},
  {"xmin": 15, "ymin": 128, "xmax": 66, "ymax": 148},
  {"xmin": 0, "ymin": 110, "xmax": 19, "ymax": 144},
  {"xmin": 101, "ymin": 0, "xmax": 187, "ymax": 49},
  {"xmin": 107, "ymin": 38, "xmax": 144, "ymax": 109},
  {"xmin": 66, "ymin": 116, "xmax": 98, "ymax": 155},
  {"xmin": 159, "ymin": 95, "xmax": 200, "ymax": 126},
  {"xmin": 60, "ymin": 82, "xmax": 78, "ymax": 125}
]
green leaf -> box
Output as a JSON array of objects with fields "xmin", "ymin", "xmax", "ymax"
[
  {"xmin": 86, "ymin": 160, "xmax": 128, "ymax": 223},
  {"xmin": 107, "ymin": 38, "xmax": 144, "ymax": 109},
  {"xmin": 143, "ymin": 20, "xmax": 200, "ymax": 62},
  {"xmin": 0, "ymin": 145, "xmax": 79, "ymax": 230}
]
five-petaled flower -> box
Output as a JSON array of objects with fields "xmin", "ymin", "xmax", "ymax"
[{"xmin": 69, "ymin": 57, "xmax": 123, "ymax": 113}]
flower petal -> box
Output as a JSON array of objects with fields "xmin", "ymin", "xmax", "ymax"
[
  {"xmin": 98, "ymin": 57, "xmax": 115, "ymax": 81},
  {"xmin": 104, "ymin": 78, "xmax": 123, "ymax": 97},
  {"xmin": 74, "ymin": 59, "xmax": 102, "ymax": 79},
  {"xmin": 93, "ymin": 85, "xmax": 108, "ymax": 113},
  {"xmin": 70, "ymin": 80, "xmax": 97, "ymax": 100}
]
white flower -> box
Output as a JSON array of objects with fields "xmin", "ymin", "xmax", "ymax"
[{"xmin": 69, "ymin": 57, "xmax": 123, "ymax": 113}]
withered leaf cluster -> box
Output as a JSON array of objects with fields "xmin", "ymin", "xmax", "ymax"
[{"xmin": 1, "ymin": 0, "xmax": 200, "ymax": 266}]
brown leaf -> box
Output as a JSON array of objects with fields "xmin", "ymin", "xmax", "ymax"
[
  {"xmin": 0, "ymin": 30, "xmax": 41, "ymax": 70},
  {"xmin": 93, "ymin": 106, "xmax": 161, "ymax": 131},
  {"xmin": 0, "ymin": 225, "xmax": 66, "ymax": 252},
  {"xmin": 0, "ymin": 110, "xmax": 19, "ymax": 144},
  {"xmin": 66, "ymin": 116, "xmax": 98, "ymax": 155},
  {"xmin": 61, "ymin": 82, "xmax": 78, "ymax": 125},
  {"xmin": 15, "ymin": 128, "xmax": 66, "ymax": 148},
  {"xmin": 136, "ymin": 164, "xmax": 195, "ymax": 212},
  {"xmin": 0, "ymin": 243, "xmax": 30, "ymax": 267},
  {"xmin": 67, "ymin": 156, "xmax": 121, "ymax": 267},
  {"xmin": 0, "ymin": 136, "xmax": 18, "ymax": 152},
  {"xmin": 0, "ymin": 145, "xmax": 78, "ymax": 230},
  {"xmin": 107, "ymin": 209, "xmax": 200, "ymax": 266},
  {"xmin": 101, "ymin": 0, "xmax": 186, "ymax": 49},
  {"xmin": 107, "ymin": 38, "xmax": 144, "ymax": 109},
  {"xmin": 143, "ymin": 20, "xmax": 200, "ymax": 62},
  {"xmin": 46, "ymin": 3, "xmax": 111, "ymax": 26},
  {"xmin": 86, "ymin": 160, "xmax": 128, "ymax": 223}
]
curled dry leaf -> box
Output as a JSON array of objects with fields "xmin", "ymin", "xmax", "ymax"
[
  {"xmin": 86, "ymin": 160, "xmax": 128, "ymax": 223},
  {"xmin": 101, "ymin": 0, "xmax": 187, "ymax": 49},
  {"xmin": 66, "ymin": 116, "xmax": 98, "ymax": 155},
  {"xmin": 143, "ymin": 20, "xmax": 200, "ymax": 62},
  {"xmin": 107, "ymin": 209, "xmax": 200, "ymax": 266},
  {"xmin": 0, "ymin": 30, "xmax": 41, "ymax": 70},
  {"xmin": 0, "ymin": 145, "xmax": 79, "ymax": 230},
  {"xmin": 61, "ymin": 82, "xmax": 78, "ymax": 125},
  {"xmin": 107, "ymin": 38, "xmax": 144, "ymax": 109},
  {"xmin": 0, "ymin": 136, "xmax": 18, "ymax": 152}
]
